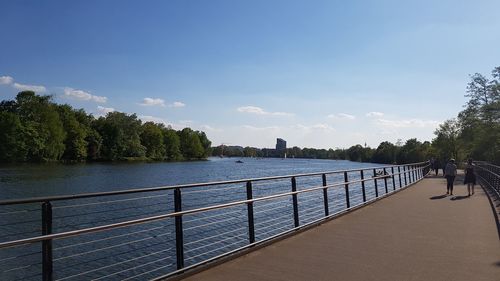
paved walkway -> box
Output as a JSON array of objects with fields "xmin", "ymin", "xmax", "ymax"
[{"xmin": 182, "ymin": 176, "xmax": 500, "ymax": 281}]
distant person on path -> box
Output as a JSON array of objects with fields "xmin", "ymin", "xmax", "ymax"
[
  {"xmin": 444, "ymin": 159, "xmax": 457, "ymax": 195},
  {"xmin": 464, "ymin": 158, "xmax": 476, "ymax": 196},
  {"xmin": 433, "ymin": 158, "xmax": 440, "ymax": 176}
]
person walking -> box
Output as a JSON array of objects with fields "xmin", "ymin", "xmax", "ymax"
[
  {"xmin": 444, "ymin": 159, "xmax": 457, "ymax": 195},
  {"xmin": 433, "ymin": 158, "xmax": 440, "ymax": 176},
  {"xmin": 464, "ymin": 158, "xmax": 476, "ymax": 196}
]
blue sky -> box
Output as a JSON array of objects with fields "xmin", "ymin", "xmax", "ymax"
[{"xmin": 1, "ymin": 0, "xmax": 499, "ymax": 149}]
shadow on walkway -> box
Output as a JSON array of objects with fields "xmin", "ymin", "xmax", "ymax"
[
  {"xmin": 430, "ymin": 195, "xmax": 447, "ymax": 200},
  {"xmin": 451, "ymin": 195, "xmax": 470, "ymax": 201}
]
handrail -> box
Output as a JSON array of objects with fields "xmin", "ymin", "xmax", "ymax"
[
  {"xmin": 0, "ymin": 171, "xmax": 417, "ymax": 249},
  {"xmin": 0, "ymin": 161, "xmax": 431, "ymax": 281},
  {"xmin": 474, "ymin": 162, "xmax": 500, "ymax": 196},
  {"xmin": 0, "ymin": 161, "xmax": 429, "ymax": 206}
]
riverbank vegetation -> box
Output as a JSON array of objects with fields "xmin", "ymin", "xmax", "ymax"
[
  {"xmin": 0, "ymin": 91, "xmax": 211, "ymax": 162},
  {"xmin": 213, "ymin": 66, "xmax": 500, "ymax": 165},
  {"xmin": 2, "ymin": 67, "xmax": 497, "ymax": 165}
]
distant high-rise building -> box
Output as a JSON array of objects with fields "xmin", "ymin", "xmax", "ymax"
[{"xmin": 276, "ymin": 138, "xmax": 287, "ymax": 151}]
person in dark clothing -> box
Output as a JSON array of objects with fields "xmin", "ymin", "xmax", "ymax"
[
  {"xmin": 433, "ymin": 158, "xmax": 440, "ymax": 176},
  {"xmin": 464, "ymin": 158, "xmax": 476, "ymax": 196},
  {"xmin": 444, "ymin": 159, "xmax": 457, "ymax": 195}
]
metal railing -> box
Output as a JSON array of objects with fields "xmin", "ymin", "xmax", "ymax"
[
  {"xmin": 0, "ymin": 162, "xmax": 430, "ymax": 281},
  {"xmin": 475, "ymin": 162, "xmax": 500, "ymax": 196}
]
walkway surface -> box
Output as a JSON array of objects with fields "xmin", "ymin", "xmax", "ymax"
[{"xmin": 182, "ymin": 176, "xmax": 500, "ymax": 281}]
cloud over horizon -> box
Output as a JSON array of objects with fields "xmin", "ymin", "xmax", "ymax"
[
  {"xmin": 64, "ymin": 87, "xmax": 107, "ymax": 103},
  {"xmin": 139, "ymin": 98, "xmax": 166, "ymax": 107},
  {"xmin": 374, "ymin": 118, "xmax": 440, "ymax": 129},
  {"xmin": 95, "ymin": 106, "xmax": 115, "ymax": 116},
  {"xmin": 0, "ymin": 76, "xmax": 14, "ymax": 85},
  {"xmin": 237, "ymin": 106, "xmax": 294, "ymax": 116},
  {"xmin": 366, "ymin": 112, "xmax": 385, "ymax": 118},
  {"xmin": 170, "ymin": 101, "xmax": 185, "ymax": 108},
  {"xmin": 327, "ymin": 113, "xmax": 356, "ymax": 120}
]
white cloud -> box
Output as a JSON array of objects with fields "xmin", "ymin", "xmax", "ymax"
[
  {"xmin": 242, "ymin": 125, "xmax": 281, "ymax": 131},
  {"xmin": 64, "ymin": 87, "xmax": 107, "ymax": 103},
  {"xmin": 311, "ymin": 123, "xmax": 335, "ymax": 131},
  {"xmin": 200, "ymin": 125, "xmax": 223, "ymax": 132},
  {"xmin": 94, "ymin": 106, "xmax": 115, "ymax": 117},
  {"xmin": 327, "ymin": 113, "xmax": 356, "ymax": 120},
  {"xmin": 366, "ymin": 111, "xmax": 384, "ymax": 118},
  {"xmin": 139, "ymin": 115, "xmax": 168, "ymax": 124},
  {"xmin": 139, "ymin": 98, "xmax": 165, "ymax": 107},
  {"xmin": 138, "ymin": 115, "xmax": 191, "ymax": 130},
  {"xmin": 237, "ymin": 106, "xmax": 294, "ymax": 116},
  {"xmin": 374, "ymin": 118, "xmax": 440, "ymax": 128},
  {"xmin": 0, "ymin": 76, "xmax": 14, "ymax": 85},
  {"xmin": 170, "ymin": 101, "xmax": 186, "ymax": 108},
  {"xmin": 13, "ymin": 82, "xmax": 47, "ymax": 93}
]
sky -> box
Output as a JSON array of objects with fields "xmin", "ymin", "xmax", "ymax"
[{"xmin": 1, "ymin": 0, "xmax": 499, "ymax": 149}]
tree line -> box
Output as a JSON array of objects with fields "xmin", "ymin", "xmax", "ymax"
[
  {"xmin": 0, "ymin": 91, "xmax": 211, "ymax": 162},
  {"xmin": 432, "ymin": 66, "xmax": 499, "ymax": 165},
  {"xmin": 214, "ymin": 66, "xmax": 500, "ymax": 165},
  {"xmin": 212, "ymin": 139, "xmax": 431, "ymax": 165}
]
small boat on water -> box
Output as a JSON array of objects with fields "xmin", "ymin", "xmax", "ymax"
[{"xmin": 235, "ymin": 160, "xmax": 244, "ymax": 163}]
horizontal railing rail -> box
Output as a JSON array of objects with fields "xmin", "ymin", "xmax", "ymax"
[{"xmin": 0, "ymin": 162, "xmax": 430, "ymax": 281}]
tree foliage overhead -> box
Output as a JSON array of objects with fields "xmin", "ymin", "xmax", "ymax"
[
  {"xmin": 451, "ymin": 66, "xmax": 500, "ymax": 164},
  {"xmin": 0, "ymin": 91, "xmax": 211, "ymax": 162}
]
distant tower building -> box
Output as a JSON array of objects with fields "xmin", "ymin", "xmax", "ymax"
[{"xmin": 276, "ymin": 138, "xmax": 287, "ymax": 151}]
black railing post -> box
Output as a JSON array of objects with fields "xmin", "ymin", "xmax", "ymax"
[
  {"xmin": 403, "ymin": 166, "xmax": 407, "ymax": 186},
  {"xmin": 42, "ymin": 201, "xmax": 53, "ymax": 281},
  {"xmin": 246, "ymin": 181, "xmax": 255, "ymax": 244},
  {"xmin": 322, "ymin": 174, "xmax": 329, "ymax": 216},
  {"xmin": 344, "ymin": 172, "xmax": 350, "ymax": 208},
  {"xmin": 373, "ymin": 169, "xmax": 379, "ymax": 197},
  {"xmin": 383, "ymin": 168, "xmax": 388, "ymax": 194},
  {"xmin": 291, "ymin": 177, "xmax": 299, "ymax": 227},
  {"xmin": 391, "ymin": 167, "xmax": 396, "ymax": 191},
  {"xmin": 398, "ymin": 166, "xmax": 402, "ymax": 188},
  {"xmin": 174, "ymin": 187, "xmax": 184, "ymax": 270},
  {"xmin": 360, "ymin": 170, "xmax": 366, "ymax": 202}
]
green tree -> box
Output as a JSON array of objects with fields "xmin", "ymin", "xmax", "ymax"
[
  {"xmin": 58, "ymin": 104, "xmax": 88, "ymax": 161},
  {"xmin": 140, "ymin": 122, "xmax": 165, "ymax": 160},
  {"xmin": 372, "ymin": 141, "xmax": 397, "ymax": 164},
  {"xmin": 178, "ymin": 128, "xmax": 204, "ymax": 159},
  {"xmin": 196, "ymin": 131, "xmax": 212, "ymax": 157},
  {"xmin": 163, "ymin": 128, "xmax": 182, "ymax": 160},
  {"xmin": 15, "ymin": 91, "xmax": 65, "ymax": 161},
  {"xmin": 432, "ymin": 119, "xmax": 461, "ymax": 161},
  {"xmin": 397, "ymin": 138, "xmax": 427, "ymax": 163},
  {"xmin": 0, "ymin": 111, "xmax": 27, "ymax": 161},
  {"xmin": 94, "ymin": 112, "xmax": 145, "ymax": 160}
]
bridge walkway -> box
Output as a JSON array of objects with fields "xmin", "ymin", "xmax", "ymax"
[{"xmin": 180, "ymin": 176, "xmax": 500, "ymax": 281}]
